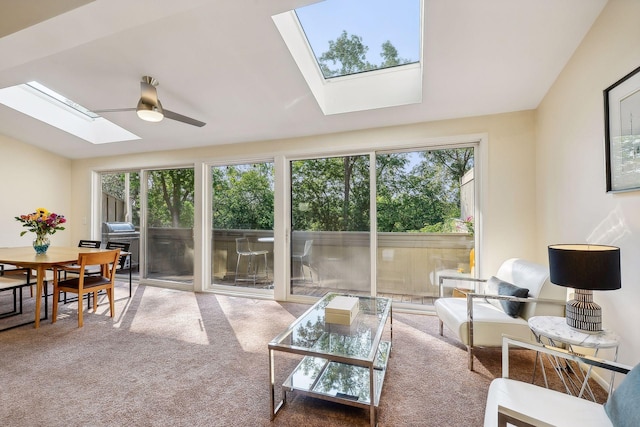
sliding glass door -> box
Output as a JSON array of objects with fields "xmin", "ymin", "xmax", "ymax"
[
  {"xmin": 210, "ymin": 162, "xmax": 274, "ymax": 290},
  {"xmin": 290, "ymin": 155, "xmax": 371, "ymax": 296},
  {"xmin": 376, "ymin": 147, "xmax": 475, "ymax": 304},
  {"xmin": 144, "ymin": 168, "xmax": 195, "ymax": 284}
]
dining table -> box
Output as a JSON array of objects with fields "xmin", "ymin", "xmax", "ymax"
[{"xmin": 0, "ymin": 246, "xmax": 106, "ymax": 328}]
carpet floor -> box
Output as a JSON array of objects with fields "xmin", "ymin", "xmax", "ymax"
[{"xmin": 0, "ymin": 282, "xmax": 607, "ymax": 426}]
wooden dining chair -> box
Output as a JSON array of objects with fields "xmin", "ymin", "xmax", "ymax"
[
  {"xmin": 52, "ymin": 249, "xmax": 120, "ymax": 327},
  {"xmin": 57, "ymin": 239, "xmax": 102, "ymax": 306}
]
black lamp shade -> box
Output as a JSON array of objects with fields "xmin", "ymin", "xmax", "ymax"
[{"xmin": 548, "ymin": 244, "xmax": 621, "ymax": 291}]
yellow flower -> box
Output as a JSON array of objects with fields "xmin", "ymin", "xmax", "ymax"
[{"xmin": 35, "ymin": 207, "xmax": 49, "ymax": 219}]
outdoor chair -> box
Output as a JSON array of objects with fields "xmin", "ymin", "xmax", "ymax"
[
  {"xmin": 52, "ymin": 249, "xmax": 120, "ymax": 327},
  {"xmin": 292, "ymin": 239, "xmax": 313, "ymax": 282},
  {"xmin": 235, "ymin": 237, "xmax": 269, "ymax": 285}
]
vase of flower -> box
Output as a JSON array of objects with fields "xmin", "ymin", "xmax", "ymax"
[
  {"xmin": 33, "ymin": 234, "xmax": 50, "ymax": 255},
  {"xmin": 16, "ymin": 207, "xmax": 66, "ymax": 255}
]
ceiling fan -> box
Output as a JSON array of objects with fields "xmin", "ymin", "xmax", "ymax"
[{"xmin": 95, "ymin": 76, "xmax": 206, "ymax": 127}]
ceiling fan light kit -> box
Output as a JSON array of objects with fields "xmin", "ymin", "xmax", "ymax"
[{"xmin": 136, "ymin": 99, "xmax": 163, "ymax": 122}]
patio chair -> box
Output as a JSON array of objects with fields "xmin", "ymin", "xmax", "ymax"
[
  {"xmin": 235, "ymin": 237, "xmax": 269, "ymax": 285},
  {"xmin": 292, "ymin": 239, "xmax": 313, "ymax": 282},
  {"xmin": 52, "ymin": 249, "xmax": 120, "ymax": 327}
]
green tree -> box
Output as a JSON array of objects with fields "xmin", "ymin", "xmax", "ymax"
[
  {"xmin": 291, "ymin": 156, "xmax": 370, "ymax": 232},
  {"xmin": 317, "ymin": 31, "xmax": 409, "ymax": 77},
  {"xmin": 147, "ymin": 169, "xmax": 194, "ymax": 228},
  {"xmin": 212, "ymin": 164, "xmax": 274, "ymax": 230}
]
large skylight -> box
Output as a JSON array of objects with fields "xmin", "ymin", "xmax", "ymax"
[
  {"xmin": 295, "ymin": 0, "xmax": 421, "ymax": 79},
  {"xmin": 273, "ymin": 0, "xmax": 423, "ymax": 115},
  {"xmin": 0, "ymin": 81, "xmax": 140, "ymax": 144}
]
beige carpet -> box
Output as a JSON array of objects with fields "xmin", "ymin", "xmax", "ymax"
[{"xmin": 0, "ymin": 283, "xmax": 606, "ymax": 426}]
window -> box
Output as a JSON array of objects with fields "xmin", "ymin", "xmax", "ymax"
[{"xmin": 272, "ymin": 0, "xmax": 423, "ymax": 114}]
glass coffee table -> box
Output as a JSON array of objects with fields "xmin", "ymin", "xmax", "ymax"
[{"xmin": 269, "ymin": 293, "xmax": 393, "ymax": 427}]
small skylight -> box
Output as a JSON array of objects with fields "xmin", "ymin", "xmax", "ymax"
[
  {"xmin": 295, "ymin": 0, "xmax": 421, "ymax": 79},
  {"xmin": 273, "ymin": 0, "xmax": 423, "ymax": 115},
  {"xmin": 0, "ymin": 81, "xmax": 140, "ymax": 144}
]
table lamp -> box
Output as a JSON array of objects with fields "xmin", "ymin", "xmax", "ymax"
[{"xmin": 548, "ymin": 244, "xmax": 621, "ymax": 333}]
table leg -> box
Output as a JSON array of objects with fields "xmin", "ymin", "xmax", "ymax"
[{"xmin": 33, "ymin": 265, "xmax": 47, "ymax": 328}]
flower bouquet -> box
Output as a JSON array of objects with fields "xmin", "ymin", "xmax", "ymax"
[{"xmin": 16, "ymin": 207, "xmax": 66, "ymax": 254}]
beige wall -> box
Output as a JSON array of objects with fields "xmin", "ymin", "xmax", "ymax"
[
  {"xmin": 0, "ymin": 134, "xmax": 72, "ymax": 247},
  {"xmin": 536, "ymin": 0, "xmax": 640, "ymax": 364}
]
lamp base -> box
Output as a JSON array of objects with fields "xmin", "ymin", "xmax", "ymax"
[{"xmin": 566, "ymin": 289, "xmax": 602, "ymax": 334}]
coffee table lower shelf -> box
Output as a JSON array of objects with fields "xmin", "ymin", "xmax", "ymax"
[{"xmin": 282, "ymin": 340, "xmax": 391, "ymax": 409}]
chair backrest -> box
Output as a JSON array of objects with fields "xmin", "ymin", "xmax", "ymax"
[
  {"xmin": 496, "ymin": 258, "xmax": 566, "ymax": 320},
  {"xmin": 106, "ymin": 241, "xmax": 131, "ymax": 268},
  {"xmin": 78, "ymin": 239, "xmax": 101, "ymax": 248},
  {"xmin": 76, "ymin": 249, "xmax": 120, "ymax": 280},
  {"xmin": 303, "ymin": 240, "xmax": 313, "ymax": 257},
  {"xmin": 236, "ymin": 237, "xmax": 251, "ymax": 254}
]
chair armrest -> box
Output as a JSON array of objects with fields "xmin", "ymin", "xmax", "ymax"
[
  {"xmin": 500, "ymin": 335, "xmax": 632, "ymax": 379},
  {"xmin": 438, "ymin": 275, "xmax": 486, "ymax": 296},
  {"xmin": 473, "ymin": 293, "xmax": 566, "ymax": 305},
  {"xmin": 497, "ymin": 405, "xmax": 554, "ymax": 427}
]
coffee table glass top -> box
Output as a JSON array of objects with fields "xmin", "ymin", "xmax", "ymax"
[{"xmin": 269, "ymin": 293, "xmax": 392, "ymax": 363}]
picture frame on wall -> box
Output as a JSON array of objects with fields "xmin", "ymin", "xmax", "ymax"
[{"xmin": 604, "ymin": 65, "xmax": 640, "ymax": 193}]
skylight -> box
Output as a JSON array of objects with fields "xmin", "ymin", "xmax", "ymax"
[
  {"xmin": 273, "ymin": 0, "xmax": 423, "ymax": 115},
  {"xmin": 295, "ymin": 0, "xmax": 421, "ymax": 79},
  {"xmin": 0, "ymin": 81, "xmax": 140, "ymax": 144}
]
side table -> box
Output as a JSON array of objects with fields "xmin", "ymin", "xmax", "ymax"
[{"xmin": 528, "ymin": 315, "xmax": 620, "ymax": 399}]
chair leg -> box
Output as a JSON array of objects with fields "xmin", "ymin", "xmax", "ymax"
[
  {"xmin": 234, "ymin": 254, "xmax": 241, "ymax": 285},
  {"xmin": 468, "ymin": 346, "xmax": 474, "ymax": 371},
  {"xmin": 107, "ymin": 288, "xmax": 114, "ymax": 317},
  {"xmin": 439, "ymin": 319, "xmax": 443, "ymax": 336},
  {"xmin": 78, "ymin": 301, "xmax": 83, "ymax": 328},
  {"xmin": 92, "ymin": 291, "xmax": 98, "ymax": 312}
]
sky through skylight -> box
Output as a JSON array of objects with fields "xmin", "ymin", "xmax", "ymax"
[{"xmin": 296, "ymin": 0, "xmax": 421, "ymax": 77}]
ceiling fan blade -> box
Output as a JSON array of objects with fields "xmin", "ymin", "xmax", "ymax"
[{"xmin": 163, "ymin": 109, "xmax": 206, "ymax": 127}]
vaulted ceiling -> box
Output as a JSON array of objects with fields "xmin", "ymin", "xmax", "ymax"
[{"xmin": 0, "ymin": 0, "xmax": 607, "ymax": 159}]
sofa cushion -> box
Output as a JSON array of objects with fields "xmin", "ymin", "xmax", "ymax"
[
  {"xmin": 605, "ymin": 363, "xmax": 640, "ymax": 427},
  {"xmin": 485, "ymin": 276, "xmax": 530, "ymax": 318}
]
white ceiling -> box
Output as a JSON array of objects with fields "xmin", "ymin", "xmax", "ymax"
[{"xmin": 0, "ymin": 0, "xmax": 607, "ymax": 159}]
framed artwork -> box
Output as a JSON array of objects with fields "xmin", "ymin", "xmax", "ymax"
[{"xmin": 605, "ymin": 65, "xmax": 640, "ymax": 192}]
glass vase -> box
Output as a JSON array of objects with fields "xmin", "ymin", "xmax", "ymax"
[{"xmin": 33, "ymin": 235, "xmax": 50, "ymax": 255}]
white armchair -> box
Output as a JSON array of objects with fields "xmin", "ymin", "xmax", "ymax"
[
  {"xmin": 434, "ymin": 258, "xmax": 566, "ymax": 370},
  {"xmin": 484, "ymin": 336, "xmax": 636, "ymax": 427}
]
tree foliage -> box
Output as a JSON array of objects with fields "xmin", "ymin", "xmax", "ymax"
[
  {"xmin": 212, "ymin": 163, "xmax": 274, "ymax": 230},
  {"xmin": 101, "ymin": 149, "xmax": 473, "ymax": 235},
  {"xmin": 317, "ymin": 31, "xmax": 410, "ymax": 77},
  {"xmin": 147, "ymin": 169, "xmax": 194, "ymax": 228}
]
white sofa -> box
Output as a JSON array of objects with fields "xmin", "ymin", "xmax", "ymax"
[
  {"xmin": 484, "ymin": 337, "xmax": 635, "ymax": 427},
  {"xmin": 435, "ymin": 258, "xmax": 566, "ymax": 370}
]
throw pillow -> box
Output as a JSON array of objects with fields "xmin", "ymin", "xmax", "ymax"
[
  {"xmin": 484, "ymin": 276, "xmax": 529, "ymax": 317},
  {"xmin": 605, "ymin": 363, "xmax": 640, "ymax": 427}
]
